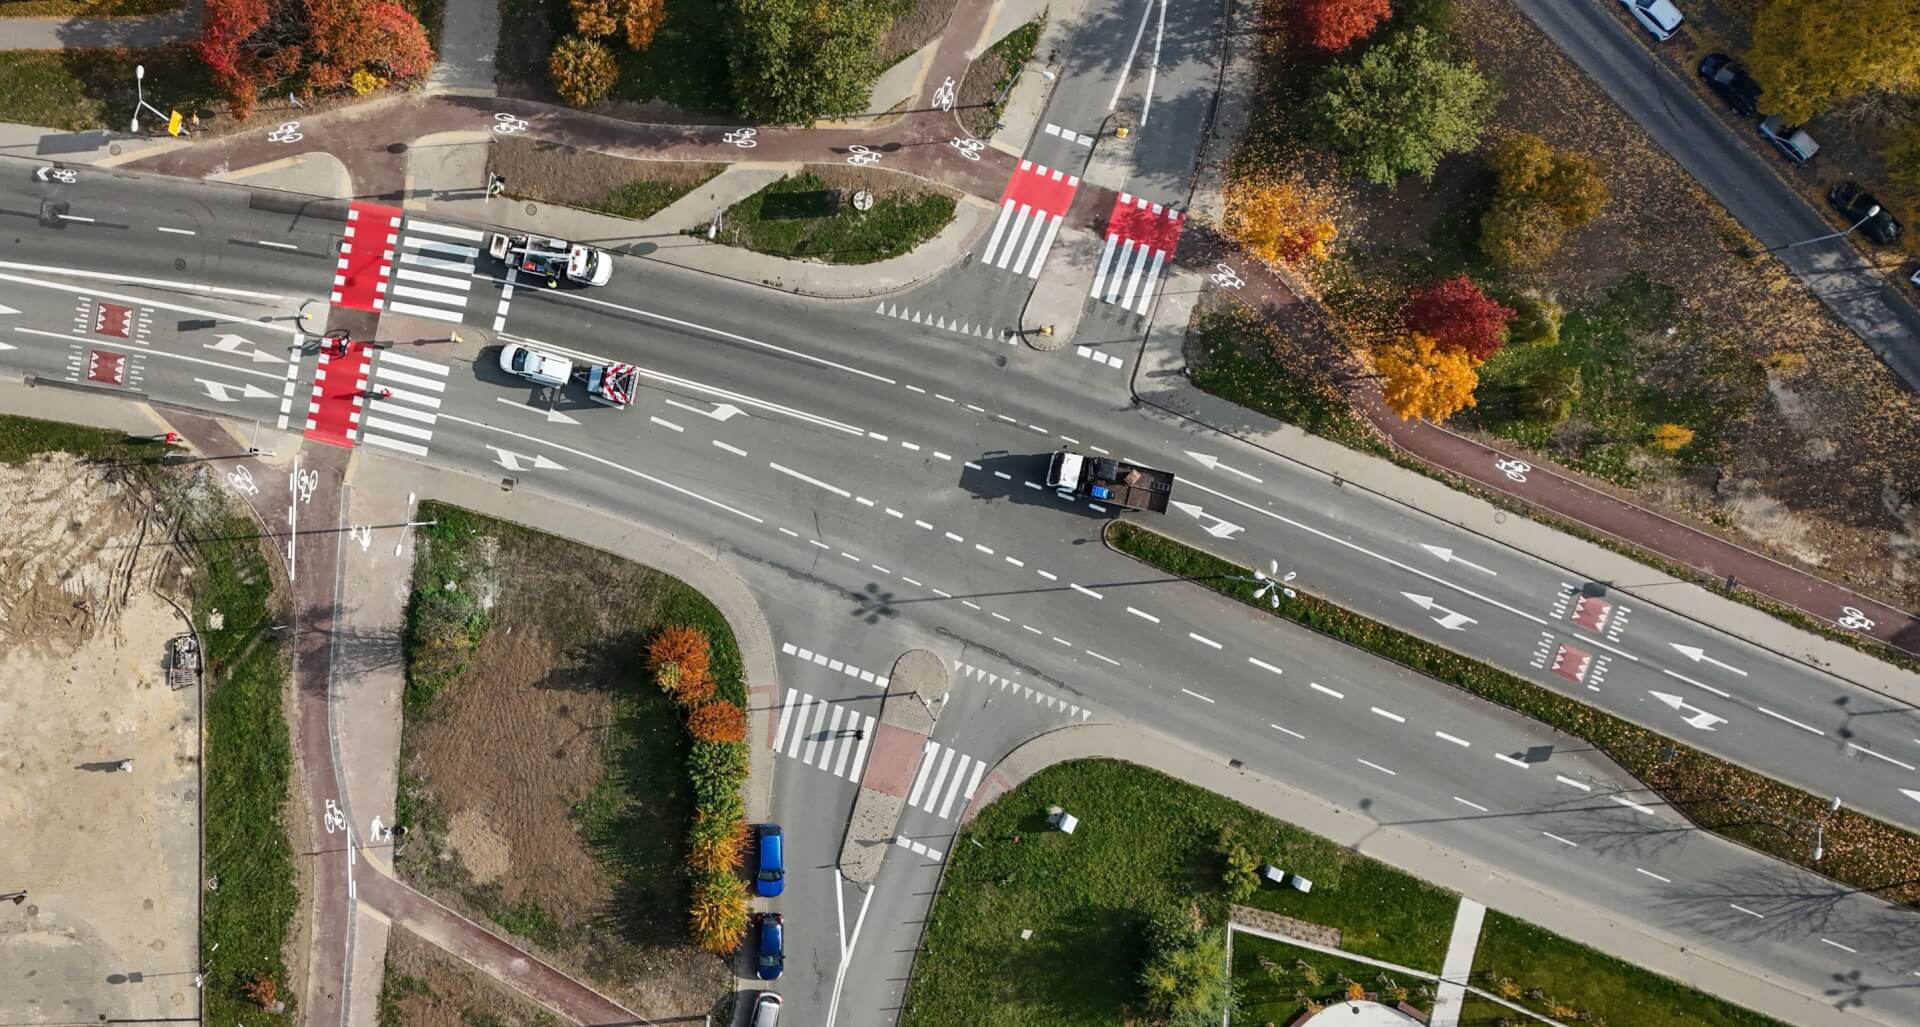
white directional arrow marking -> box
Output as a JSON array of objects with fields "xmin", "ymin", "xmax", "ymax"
[
  {"xmin": 1170, "ymin": 500, "xmax": 1245, "ymax": 539},
  {"xmin": 0, "ymin": 302, "xmax": 19, "ymax": 315},
  {"xmin": 1184, "ymin": 450, "xmax": 1263, "ymax": 483},
  {"xmin": 493, "ymin": 396, "xmax": 580, "ymax": 425},
  {"xmin": 205, "ymin": 334, "xmax": 285, "ymax": 364},
  {"xmin": 664, "ymin": 398, "xmax": 747, "ymax": 422},
  {"xmin": 1419, "ymin": 544, "xmax": 1497, "ymax": 576},
  {"xmin": 1669, "ymin": 643, "xmax": 1748, "ymax": 677},
  {"xmin": 1401, "ymin": 592, "xmax": 1478, "ymax": 631},
  {"xmin": 1649, "ymin": 690, "xmax": 1727, "ymax": 731},
  {"xmin": 488, "ymin": 446, "xmax": 564, "ymax": 472},
  {"xmin": 195, "ymin": 378, "xmax": 274, "ymax": 402},
  {"xmin": 1903, "ymin": 788, "xmax": 1920, "ymax": 805}
]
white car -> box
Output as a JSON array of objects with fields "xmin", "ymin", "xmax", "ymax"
[
  {"xmin": 498, "ymin": 343, "xmax": 573, "ymax": 388},
  {"xmin": 1620, "ymin": 0, "xmax": 1683, "ymax": 40}
]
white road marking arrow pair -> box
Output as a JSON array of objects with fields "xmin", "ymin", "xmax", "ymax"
[
  {"xmin": 1419, "ymin": 543, "xmax": 1496, "ymax": 576},
  {"xmin": 1169, "ymin": 500, "xmax": 1244, "ymax": 539},
  {"xmin": 664, "ymin": 398, "xmax": 746, "ymax": 422},
  {"xmin": 493, "ymin": 396, "xmax": 579, "ymax": 425},
  {"xmin": 1669, "ymin": 643, "xmax": 1748, "ymax": 676},
  {"xmin": 195, "ymin": 378, "xmax": 274, "ymax": 402},
  {"xmin": 1402, "ymin": 592, "xmax": 1477, "ymax": 631},
  {"xmin": 487, "ymin": 445, "xmax": 564, "ymax": 472},
  {"xmin": 1649, "ymin": 690, "xmax": 1727, "ymax": 731},
  {"xmin": 1184, "ymin": 450, "xmax": 1262, "ymax": 483}
]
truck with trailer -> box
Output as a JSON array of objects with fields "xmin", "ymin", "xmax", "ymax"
[
  {"xmin": 1045, "ymin": 452, "xmax": 1175, "ymax": 513},
  {"xmin": 586, "ymin": 362, "xmax": 638, "ymax": 408},
  {"xmin": 487, "ymin": 232, "xmax": 614, "ymax": 287}
]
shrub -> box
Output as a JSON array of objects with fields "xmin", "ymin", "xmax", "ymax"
[
  {"xmin": 350, "ymin": 69, "xmax": 388, "ymax": 95},
  {"xmin": 1217, "ymin": 828, "xmax": 1261, "ymax": 904},
  {"xmin": 689, "ymin": 870, "xmax": 749, "ymax": 953},
  {"xmin": 1650, "ymin": 423, "xmax": 1695, "ymax": 451},
  {"xmin": 687, "ymin": 810, "xmax": 748, "ymax": 872},
  {"xmin": 649, "ymin": 625, "xmax": 712, "ymax": 683},
  {"xmin": 1479, "ymin": 197, "xmax": 1568, "ymax": 269},
  {"xmin": 687, "ymin": 700, "xmax": 748, "ymax": 743},
  {"xmin": 569, "ymin": 0, "xmax": 617, "ymax": 36},
  {"xmin": 688, "ymin": 740, "xmax": 749, "ymax": 806},
  {"xmin": 673, "ymin": 673, "xmax": 717, "ymax": 706},
  {"xmin": 1486, "ymin": 133, "xmax": 1608, "ymax": 229},
  {"xmin": 1347, "ymin": 980, "xmax": 1367, "ymax": 1001},
  {"xmin": 1138, "ymin": 908, "xmax": 1231, "ymax": 1026},
  {"xmin": 1293, "ymin": 0, "xmax": 1393, "ymax": 53},
  {"xmin": 624, "ymin": 0, "xmax": 664, "ymax": 49},
  {"xmin": 1508, "ymin": 293, "xmax": 1562, "ymax": 348},
  {"xmin": 549, "ymin": 35, "xmax": 619, "ymax": 107}
]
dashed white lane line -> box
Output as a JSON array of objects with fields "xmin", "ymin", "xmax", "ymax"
[
  {"xmin": 1126, "ymin": 606, "xmax": 1160, "ymax": 623},
  {"xmin": 905, "ymin": 384, "xmax": 926, "ymax": 394},
  {"xmin": 840, "ymin": 551, "xmax": 861, "ymax": 562},
  {"xmin": 778, "ymin": 527, "xmax": 800, "ymax": 538},
  {"xmin": 855, "ymin": 497, "xmax": 876, "ymax": 507},
  {"xmin": 902, "ymin": 576, "xmax": 923, "ymax": 587},
  {"xmin": 996, "ymin": 414, "xmax": 1016, "ymax": 423},
  {"xmin": 993, "ymin": 470, "xmax": 1012, "ymax": 479},
  {"xmin": 650, "ymin": 416, "xmax": 685, "ymax": 432},
  {"xmin": 935, "ymin": 393, "xmax": 955, "ymax": 402},
  {"xmin": 1847, "ymin": 743, "xmax": 1916, "ymax": 771},
  {"xmin": 992, "ymin": 612, "xmax": 1011, "ymax": 622},
  {"xmin": 1188, "ymin": 632, "xmax": 1222, "ymax": 649},
  {"xmin": 1611, "ymin": 795, "xmax": 1657, "ymax": 815},
  {"xmin": 1635, "ymin": 868, "xmax": 1672, "ymax": 883},
  {"xmin": 1180, "ymin": 688, "xmax": 1215, "ymax": 704},
  {"xmin": 713, "ymin": 440, "xmax": 748, "ymax": 456},
  {"xmin": 770, "ymin": 461, "xmax": 851, "ymax": 498},
  {"xmin": 1542, "ymin": 832, "xmax": 1578, "ymax": 848},
  {"xmin": 1248, "ymin": 657, "xmax": 1283, "ymax": 675},
  {"xmin": 157, "ymin": 226, "xmax": 196, "ymax": 235},
  {"xmin": 868, "ymin": 432, "xmax": 889, "ymax": 441},
  {"xmin": 257, "ymin": 239, "xmax": 298, "ymax": 250},
  {"xmin": 885, "ymin": 507, "xmax": 904, "ymax": 518},
  {"xmin": 1271, "ymin": 723, "xmax": 1305, "ymax": 740},
  {"xmin": 974, "ymin": 543, "xmax": 994, "ymax": 554},
  {"xmin": 1757, "ymin": 706, "xmax": 1825, "ymax": 736},
  {"xmin": 809, "ymin": 540, "xmax": 830, "ymax": 550},
  {"xmin": 915, "ymin": 520, "xmax": 934, "ymax": 530},
  {"xmin": 901, "ymin": 441, "xmax": 920, "ymax": 451},
  {"xmin": 931, "ymin": 588, "xmax": 952, "ymax": 598},
  {"xmin": 1005, "ymin": 556, "xmax": 1025, "ymax": 567},
  {"xmin": 1434, "ymin": 731, "xmax": 1470, "ymax": 747},
  {"xmin": 1023, "ymin": 625, "xmax": 1043, "ymax": 635},
  {"xmin": 1309, "ymin": 682, "xmax": 1343, "ymax": 699},
  {"xmin": 1453, "ymin": 796, "xmax": 1489, "ymax": 812},
  {"xmin": 1357, "ymin": 758, "xmax": 1396, "ymax": 776},
  {"xmin": 1070, "ymin": 583, "xmax": 1103, "ymax": 600},
  {"xmin": 1554, "ymin": 775, "xmax": 1592, "ymax": 792},
  {"xmin": 1730, "ymin": 904, "xmax": 1766, "ymax": 919},
  {"xmin": 1822, "ymin": 938, "xmax": 1858, "ymax": 954},
  {"xmin": 934, "ymin": 451, "xmax": 953, "ymax": 461},
  {"xmin": 1087, "ymin": 650, "xmax": 1121, "ymax": 666},
  {"xmin": 962, "ymin": 600, "xmax": 981, "ymax": 610},
  {"xmin": 1051, "ymin": 636, "xmax": 1072, "ymax": 647},
  {"xmin": 870, "ymin": 564, "xmax": 891, "ymax": 575},
  {"xmin": 945, "ymin": 532, "xmax": 964, "ymax": 542},
  {"xmin": 1494, "ymin": 753, "xmax": 1530, "ymax": 769},
  {"xmin": 1036, "ymin": 570, "xmax": 1058, "ymax": 581},
  {"xmin": 1370, "ymin": 707, "xmax": 1405, "ymax": 724}
]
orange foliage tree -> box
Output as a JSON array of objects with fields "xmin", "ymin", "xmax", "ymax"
[
  {"xmin": 1223, "ymin": 170, "xmax": 1339, "ymax": 267},
  {"xmin": 1374, "ymin": 332, "xmax": 1479, "ymax": 422},
  {"xmin": 549, "ymin": 35, "xmax": 619, "ymax": 106},
  {"xmin": 1293, "ymin": 0, "xmax": 1393, "ymax": 53},
  {"xmin": 687, "ymin": 810, "xmax": 749, "ymax": 872},
  {"xmin": 624, "ymin": 0, "xmax": 665, "ymax": 50},
  {"xmin": 689, "ymin": 870, "xmax": 749, "ymax": 953},
  {"xmin": 687, "ymin": 700, "xmax": 748, "ymax": 743},
  {"xmin": 648, "ymin": 624, "xmax": 711, "ymax": 689}
]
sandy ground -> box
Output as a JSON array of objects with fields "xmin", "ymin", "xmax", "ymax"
[{"xmin": 0, "ymin": 454, "xmax": 200, "ymax": 1025}]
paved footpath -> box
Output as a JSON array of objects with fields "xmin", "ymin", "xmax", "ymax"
[{"xmin": 1429, "ymin": 897, "xmax": 1487, "ymax": 1027}]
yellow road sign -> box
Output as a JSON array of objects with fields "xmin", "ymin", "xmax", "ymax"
[{"xmin": 166, "ymin": 111, "xmax": 183, "ymax": 136}]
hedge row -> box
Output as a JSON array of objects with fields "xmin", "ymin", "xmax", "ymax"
[{"xmin": 1108, "ymin": 521, "xmax": 1920, "ymax": 908}]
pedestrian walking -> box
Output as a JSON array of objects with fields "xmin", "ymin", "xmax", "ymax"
[{"xmin": 116, "ymin": 759, "xmax": 133, "ymax": 773}]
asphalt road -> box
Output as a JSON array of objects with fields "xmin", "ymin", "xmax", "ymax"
[
  {"xmin": 6, "ymin": 160, "xmax": 1920, "ymax": 1025},
  {"xmin": 1515, "ymin": 0, "xmax": 1920, "ymax": 390}
]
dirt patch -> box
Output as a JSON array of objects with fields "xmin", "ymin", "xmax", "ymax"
[
  {"xmin": 0, "ymin": 455, "xmax": 198, "ymax": 1026},
  {"xmin": 381, "ymin": 926, "xmax": 563, "ymax": 1027},
  {"xmin": 877, "ymin": 0, "xmax": 955, "ymax": 68},
  {"xmin": 488, "ymin": 136, "xmax": 724, "ymax": 222},
  {"xmin": 396, "ymin": 508, "xmax": 730, "ymax": 1021},
  {"xmin": 957, "ymin": 14, "xmax": 1043, "ymax": 138}
]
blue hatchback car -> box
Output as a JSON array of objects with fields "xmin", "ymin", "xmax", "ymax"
[
  {"xmin": 756, "ymin": 913, "xmax": 785, "ymax": 981},
  {"xmin": 755, "ymin": 824, "xmax": 785, "ymax": 897}
]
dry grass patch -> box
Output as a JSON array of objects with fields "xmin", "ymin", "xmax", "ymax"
[
  {"xmin": 378, "ymin": 927, "xmax": 564, "ymax": 1027},
  {"xmin": 488, "ymin": 136, "xmax": 723, "ymax": 223}
]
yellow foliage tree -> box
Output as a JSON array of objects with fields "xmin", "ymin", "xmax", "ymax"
[
  {"xmin": 1345, "ymin": 980, "xmax": 1367, "ymax": 1002},
  {"xmin": 1746, "ymin": 0, "xmax": 1920, "ymax": 122},
  {"xmin": 1223, "ymin": 170, "xmax": 1340, "ymax": 267},
  {"xmin": 1651, "ymin": 423, "xmax": 1695, "ymax": 450},
  {"xmin": 688, "ymin": 871, "xmax": 748, "ymax": 953},
  {"xmin": 624, "ymin": 0, "xmax": 665, "ymax": 49},
  {"xmin": 1374, "ymin": 332, "xmax": 1479, "ymax": 422}
]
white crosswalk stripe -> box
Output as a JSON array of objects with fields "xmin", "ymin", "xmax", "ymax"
[
  {"xmin": 903, "ymin": 741, "xmax": 985, "ymax": 821},
  {"xmin": 358, "ymin": 351, "xmax": 449, "ymax": 457},
  {"xmin": 388, "ymin": 216, "xmax": 489, "ymax": 322},
  {"xmin": 771, "ymin": 688, "xmax": 875, "ymax": 783}
]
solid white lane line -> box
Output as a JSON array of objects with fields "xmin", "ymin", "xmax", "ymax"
[
  {"xmin": 1086, "ymin": 650, "xmax": 1120, "ymax": 666},
  {"xmin": 1127, "ymin": 607, "xmax": 1160, "ymax": 623},
  {"xmin": 1611, "ymin": 795, "xmax": 1657, "ymax": 815},
  {"xmin": 1847, "ymin": 743, "xmax": 1916, "ymax": 771},
  {"xmin": 1180, "ymin": 688, "xmax": 1214, "ymax": 704},
  {"xmin": 1107, "ymin": 0, "xmax": 1156, "ymax": 111},
  {"xmin": 1357, "ymin": 758, "xmax": 1396, "ymax": 776},
  {"xmin": 1070, "ymin": 583, "xmax": 1103, "ymax": 599},
  {"xmin": 1370, "ymin": 707, "xmax": 1405, "ymax": 724},
  {"xmin": 56, "ymin": 213, "xmax": 94, "ymax": 223},
  {"xmin": 713, "ymin": 440, "xmax": 748, "ymax": 456},
  {"xmin": 1188, "ymin": 632, "xmax": 1222, "ymax": 649},
  {"xmin": 1574, "ymin": 631, "xmax": 1640, "ymax": 663},
  {"xmin": 1730, "ymin": 904, "xmax": 1765, "ymax": 919},
  {"xmin": 1821, "ymin": 938, "xmax": 1858, "ymax": 954},
  {"xmin": 1635, "ymin": 868, "xmax": 1672, "ymax": 883},
  {"xmin": 1494, "ymin": 753, "xmax": 1530, "ymax": 770},
  {"xmin": 1434, "ymin": 731, "xmax": 1470, "ymax": 747},
  {"xmin": 1757, "ymin": 706, "xmax": 1825, "ymax": 736},
  {"xmin": 17, "ymin": 326, "xmax": 284, "ymax": 380},
  {"xmin": 1248, "ymin": 657, "xmax": 1283, "ymax": 675},
  {"xmin": 256, "ymin": 239, "xmax": 298, "ymax": 250},
  {"xmin": 1271, "ymin": 723, "xmax": 1305, "ymax": 740},
  {"xmin": 1309, "ymin": 682, "xmax": 1343, "ymax": 699},
  {"xmin": 1453, "ymin": 797, "xmax": 1489, "ymax": 812},
  {"xmin": 1661, "ymin": 667, "xmax": 1731, "ymax": 699},
  {"xmin": 1542, "ymin": 832, "xmax": 1578, "ymax": 848},
  {"xmin": 770, "ymin": 461, "xmax": 851, "ymax": 498},
  {"xmin": 156, "ymin": 226, "xmax": 196, "ymax": 235}
]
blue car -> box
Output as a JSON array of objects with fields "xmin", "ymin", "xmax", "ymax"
[
  {"xmin": 755, "ymin": 824, "xmax": 785, "ymax": 897},
  {"xmin": 756, "ymin": 913, "xmax": 785, "ymax": 981}
]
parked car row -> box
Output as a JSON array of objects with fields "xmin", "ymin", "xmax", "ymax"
[{"xmin": 750, "ymin": 824, "xmax": 784, "ymax": 1022}]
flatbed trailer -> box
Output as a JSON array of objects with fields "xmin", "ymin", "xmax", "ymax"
[{"xmin": 1046, "ymin": 452, "xmax": 1175, "ymax": 513}]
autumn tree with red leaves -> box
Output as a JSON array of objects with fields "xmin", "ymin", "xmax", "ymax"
[
  {"xmin": 306, "ymin": 0, "xmax": 434, "ymax": 91},
  {"xmin": 196, "ymin": 0, "xmax": 272, "ymax": 115},
  {"xmin": 1402, "ymin": 274, "xmax": 1514, "ymax": 361},
  {"xmin": 1294, "ymin": 0, "xmax": 1393, "ymax": 53}
]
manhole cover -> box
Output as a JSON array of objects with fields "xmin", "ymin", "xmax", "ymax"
[
  {"xmin": 109, "ymin": 144, "xmax": 122, "ymax": 156},
  {"xmin": 174, "ymin": 258, "xmax": 186, "ymax": 271},
  {"xmin": 525, "ymin": 202, "xmax": 537, "ymax": 216}
]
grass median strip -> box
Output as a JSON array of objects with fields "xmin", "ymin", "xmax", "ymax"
[
  {"xmin": 703, "ymin": 168, "xmax": 957, "ymax": 265},
  {"xmin": 1107, "ymin": 520, "xmax": 1920, "ymax": 911}
]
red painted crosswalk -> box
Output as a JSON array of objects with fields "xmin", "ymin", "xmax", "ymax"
[
  {"xmin": 303, "ymin": 341, "xmax": 372, "ymax": 449},
  {"xmin": 331, "ymin": 201, "xmax": 403, "ymax": 313},
  {"xmin": 980, "ymin": 160, "xmax": 1081, "ymax": 277},
  {"xmin": 1090, "ymin": 193, "xmax": 1185, "ymax": 315}
]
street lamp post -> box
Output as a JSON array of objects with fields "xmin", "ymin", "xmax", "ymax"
[
  {"xmin": 1812, "ymin": 795, "xmax": 1843, "ymax": 862},
  {"xmin": 131, "ymin": 65, "xmax": 168, "ymax": 135},
  {"xmin": 1760, "ymin": 206, "xmax": 1881, "ymax": 255}
]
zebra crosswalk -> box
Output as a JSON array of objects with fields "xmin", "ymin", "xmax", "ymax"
[
  {"xmin": 357, "ymin": 350, "xmax": 448, "ymax": 457},
  {"xmin": 385, "ymin": 218, "xmax": 487, "ymax": 324},
  {"xmin": 905, "ymin": 740, "xmax": 987, "ymax": 822},
  {"xmin": 771, "ymin": 688, "xmax": 877, "ymax": 784}
]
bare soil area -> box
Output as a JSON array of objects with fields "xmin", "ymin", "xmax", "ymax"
[
  {"xmin": 395, "ymin": 509, "xmax": 729, "ymax": 1022},
  {"xmin": 488, "ymin": 136, "xmax": 724, "ymax": 222},
  {"xmin": 0, "ymin": 455, "xmax": 198, "ymax": 1026},
  {"xmin": 380, "ymin": 927, "xmax": 563, "ymax": 1027}
]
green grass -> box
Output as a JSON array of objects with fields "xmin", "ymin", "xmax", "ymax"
[
  {"xmin": 899, "ymin": 760, "xmax": 1457, "ymax": 1027},
  {"xmin": 0, "ymin": 414, "xmax": 168, "ymax": 465},
  {"xmin": 1234, "ymin": 934, "xmax": 1431, "ymax": 1025},
  {"xmin": 1469, "ymin": 911, "xmax": 1787, "ymax": 1026},
  {"xmin": 958, "ymin": 15, "xmax": 1042, "ymax": 135},
  {"xmin": 377, "ymin": 970, "xmax": 433, "ymax": 1027},
  {"xmin": 1107, "ymin": 520, "xmax": 1920, "ymax": 913},
  {"xmin": 402, "ymin": 503, "xmax": 501, "ymax": 713},
  {"xmin": 0, "ymin": 0, "xmax": 178, "ymax": 15},
  {"xmin": 0, "ymin": 45, "xmax": 216, "ymax": 132},
  {"xmin": 609, "ymin": 0, "xmax": 735, "ymax": 115},
  {"xmin": 1186, "ymin": 299, "xmax": 1393, "ymax": 458},
  {"xmin": 589, "ymin": 172, "xmax": 719, "ymax": 220},
  {"xmin": 709, "ymin": 172, "xmax": 956, "ymax": 264}
]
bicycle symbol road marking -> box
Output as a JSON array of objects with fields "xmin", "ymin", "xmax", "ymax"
[
  {"xmin": 846, "ymin": 144, "xmax": 881, "ymax": 166},
  {"xmin": 296, "ymin": 468, "xmax": 319, "ymax": 505},
  {"xmin": 266, "ymin": 121, "xmax": 303, "ymax": 143},
  {"xmin": 1494, "ymin": 458, "xmax": 1531, "ymax": 483},
  {"xmin": 723, "ymin": 127, "xmax": 758, "ymax": 148},
  {"xmin": 47, "ymin": 168, "xmax": 77, "ymax": 184},
  {"xmin": 225, "ymin": 465, "xmax": 259, "ymax": 496},
  {"xmin": 1210, "ymin": 263, "xmax": 1244, "ymax": 289},
  {"xmin": 950, "ymin": 136, "xmax": 985, "ymax": 161},
  {"xmin": 933, "ymin": 76, "xmax": 957, "ymax": 113},
  {"xmin": 350, "ymin": 524, "xmax": 372, "ymax": 551},
  {"xmin": 1837, "ymin": 606, "xmax": 1876, "ymax": 631},
  {"xmin": 324, "ymin": 799, "xmax": 345, "ymax": 834},
  {"xmin": 491, "ymin": 112, "xmax": 529, "ymax": 134}
]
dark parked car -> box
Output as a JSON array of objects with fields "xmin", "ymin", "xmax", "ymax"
[
  {"xmin": 1697, "ymin": 53, "xmax": 1761, "ymax": 115},
  {"xmin": 756, "ymin": 913, "xmax": 785, "ymax": 981},
  {"xmin": 755, "ymin": 824, "xmax": 785, "ymax": 898},
  {"xmin": 1828, "ymin": 182, "xmax": 1902, "ymax": 246}
]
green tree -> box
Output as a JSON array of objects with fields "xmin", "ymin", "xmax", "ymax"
[
  {"xmin": 1138, "ymin": 910, "xmax": 1231, "ymax": 1027},
  {"xmin": 727, "ymin": 0, "xmax": 894, "ymax": 123},
  {"xmin": 1305, "ymin": 26, "xmax": 1496, "ymax": 184},
  {"xmin": 1486, "ymin": 134, "xmax": 1608, "ymax": 228},
  {"xmin": 1479, "ymin": 197, "xmax": 1568, "ymax": 269},
  {"xmin": 1746, "ymin": 0, "xmax": 1920, "ymax": 123}
]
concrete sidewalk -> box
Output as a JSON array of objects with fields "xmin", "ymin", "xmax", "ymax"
[
  {"xmin": 0, "ymin": 0, "xmax": 200, "ymax": 49},
  {"xmin": 1429, "ymin": 898, "xmax": 1487, "ymax": 1027}
]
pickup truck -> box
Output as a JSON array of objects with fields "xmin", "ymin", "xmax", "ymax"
[
  {"xmin": 487, "ymin": 232, "xmax": 613, "ymax": 287},
  {"xmin": 1046, "ymin": 452, "xmax": 1174, "ymax": 513}
]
